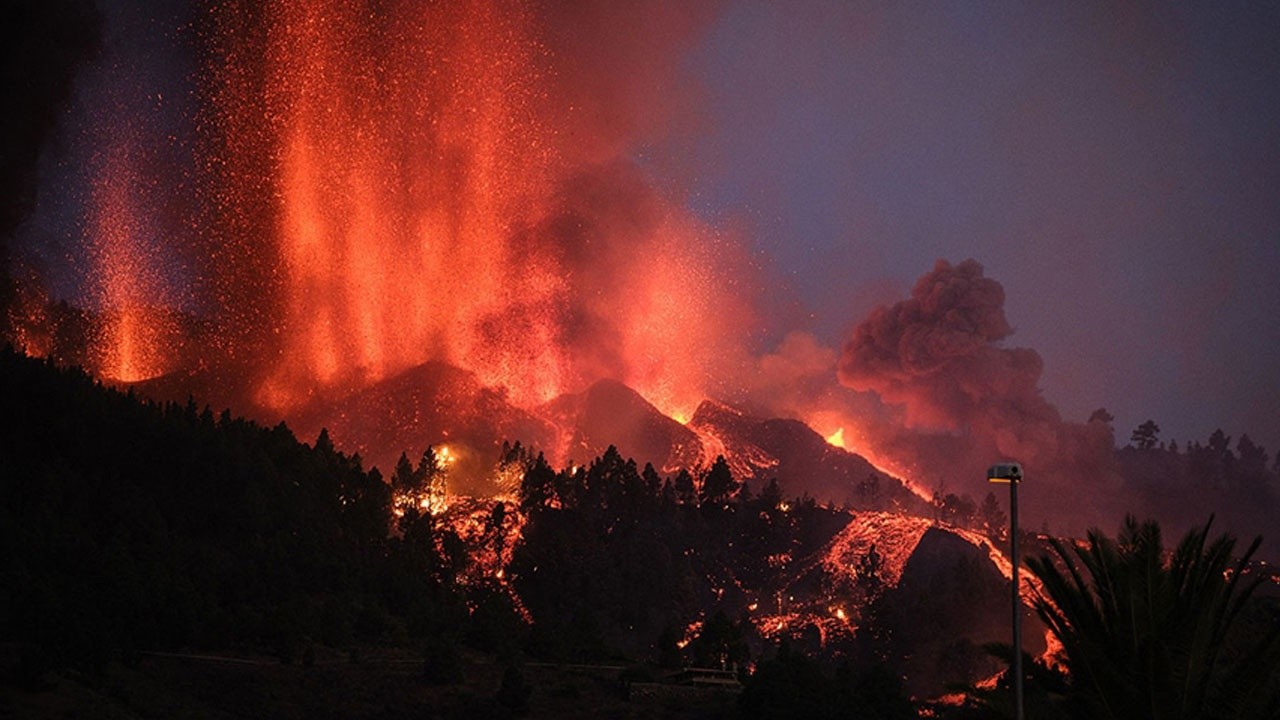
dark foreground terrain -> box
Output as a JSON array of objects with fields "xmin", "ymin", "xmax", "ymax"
[{"xmin": 1, "ymin": 647, "xmax": 738, "ymax": 720}]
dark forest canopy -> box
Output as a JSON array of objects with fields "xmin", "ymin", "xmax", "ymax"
[{"xmin": 0, "ymin": 344, "xmax": 466, "ymax": 673}]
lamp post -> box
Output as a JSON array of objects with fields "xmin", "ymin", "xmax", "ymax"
[{"xmin": 988, "ymin": 462, "xmax": 1024, "ymax": 720}]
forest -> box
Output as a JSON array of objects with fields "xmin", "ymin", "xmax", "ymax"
[{"xmin": 2, "ymin": 345, "xmax": 1278, "ymax": 719}]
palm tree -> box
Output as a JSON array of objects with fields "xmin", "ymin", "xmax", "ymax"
[{"xmin": 1025, "ymin": 515, "xmax": 1280, "ymax": 719}]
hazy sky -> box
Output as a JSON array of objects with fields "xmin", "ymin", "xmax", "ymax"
[{"xmin": 673, "ymin": 1, "xmax": 1280, "ymax": 453}]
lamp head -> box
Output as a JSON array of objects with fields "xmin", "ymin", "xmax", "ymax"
[{"xmin": 988, "ymin": 462, "xmax": 1023, "ymax": 483}]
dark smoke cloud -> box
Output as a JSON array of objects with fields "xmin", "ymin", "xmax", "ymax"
[
  {"xmin": 839, "ymin": 259, "xmax": 1047, "ymax": 451},
  {"xmin": 0, "ymin": 0, "xmax": 101, "ymax": 327},
  {"xmin": 837, "ymin": 259, "xmax": 1120, "ymax": 532}
]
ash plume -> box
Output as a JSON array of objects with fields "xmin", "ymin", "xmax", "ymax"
[
  {"xmin": 837, "ymin": 259, "xmax": 1119, "ymax": 531},
  {"xmin": 0, "ymin": 0, "xmax": 101, "ymax": 334}
]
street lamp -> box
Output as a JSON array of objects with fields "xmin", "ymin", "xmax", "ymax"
[{"xmin": 988, "ymin": 462, "xmax": 1024, "ymax": 720}]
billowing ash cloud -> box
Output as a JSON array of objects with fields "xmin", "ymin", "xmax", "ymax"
[
  {"xmin": 839, "ymin": 259, "xmax": 1054, "ymax": 459},
  {"xmin": 837, "ymin": 259, "xmax": 1119, "ymax": 531}
]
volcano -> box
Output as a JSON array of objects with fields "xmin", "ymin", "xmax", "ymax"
[
  {"xmin": 689, "ymin": 400, "xmax": 928, "ymax": 513},
  {"xmin": 540, "ymin": 378, "xmax": 705, "ymax": 473},
  {"xmin": 532, "ymin": 380, "xmax": 928, "ymax": 509},
  {"xmin": 287, "ymin": 361, "xmax": 557, "ymax": 492}
]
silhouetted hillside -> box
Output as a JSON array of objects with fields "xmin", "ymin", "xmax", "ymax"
[
  {"xmin": 289, "ymin": 360, "xmax": 558, "ymax": 490},
  {"xmin": 689, "ymin": 400, "xmax": 926, "ymax": 513},
  {"xmin": 0, "ymin": 345, "xmax": 467, "ymax": 677},
  {"xmin": 541, "ymin": 378, "xmax": 704, "ymax": 472}
]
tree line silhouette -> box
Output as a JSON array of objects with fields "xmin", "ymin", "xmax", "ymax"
[
  {"xmin": 4, "ymin": 344, "xmax": 1277, "ymax": 718},
  {"xmin": 508, "ymin": 443, "xmax": 846, "ymax": 663},
  {"xmin": 0, "ymin": 345, "xmax": 469, "ymax": 681}
]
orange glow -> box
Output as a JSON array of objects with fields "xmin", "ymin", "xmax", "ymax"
[
  {"xmin": 188, "ymin": 0, "xmax": 753, "ymax": 430},
  {"xmin": 244, "ymin": 0, "xmax": 567, "ymax": 410},
  {"xmin": 89, "ymin": 141, "xmax": 174, "ymax": 383},
  {"xmin": 825, "ymin": 427, "xmax": 846, "ymax": 448}
]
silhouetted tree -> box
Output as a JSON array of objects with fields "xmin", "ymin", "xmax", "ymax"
[
  {"xmin": 673, "ymin": 468, "xmax": 696, "ymax": 505},
  {"xmin": 1088, "ymin": 408, "xmax": 1114, "ymax": 425},
  {"xmin": 1236, "ymin": 434, "xmax": 1270, "ymax": 495},
  {"xmin": 700, "ymin": 455, "xmax": 739, "ymax": 508},
  {"xmin": 0, "ymin": 347, "xmax": 464, "ymax": 676},
  {"xmin": 740, "ymin": 639, "xmax": 835, "ymax": 720},
  {"xmin": 980, "ymin": 491, "xmax": 1007, "ymax": 538},
  {"xmin": 856, "ymin": 543, "xmax": 884, "ymax": 599},
  {"xmin": 759, "ymin": 477, "xmax": 783, "ymax": 509},
  {"xmin": 1130, "ymin": 419, "xmax": 1160, "ymax": 450},
  {"xmin": 518, "ymin": 452, "xmax": 556, "ymax": 512},
  {"xmin": 489, "ymin": 500, "xmax": 507, "ymax": 532},
  {"xmin": 1026, "ymin": 515, "xmax": 1280, "ymax": 719},
  {"xmin": 392, "ymin": 451, "xmax": 415, "ymax": 494},
  {"xmin": 690, "ymin": 610, "xmax": 748, "ymax": 669}
]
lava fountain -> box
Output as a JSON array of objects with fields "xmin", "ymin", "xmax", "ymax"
[
  {"xmin": 88, "ymin": 139, "xmax": 175, "ymax": 383},
  {"xmin": 193, "ymin": 0, "xmax": 747, "ymax": 421}
]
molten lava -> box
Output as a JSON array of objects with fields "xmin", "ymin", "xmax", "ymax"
[
  {"xmin": 190, "ymin": 0, "xmax": 749, "ymax": 424},
  {"xmin": 256, "ymin": 0, "xmax": 557, "ymax": 408},
  {"xmin": 89, "ymin": 142, "xmax": 174, "ymax": 383}
]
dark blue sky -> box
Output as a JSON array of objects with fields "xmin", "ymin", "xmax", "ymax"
[{"xmin": 671, "ymin": 1, "xmax": 1280, "ymax": 453}]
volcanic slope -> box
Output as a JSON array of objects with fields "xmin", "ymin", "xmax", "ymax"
[
  {"xmin": 688, "ymin": 400, "xmax": 928, "ymax": 513},
  {"xmin": 539, "ymin": 381, "xmax": 924, "ymax": 511},
  {"xmin": 288, "ymin": 361, "xmax": 558, "ymax": 490},
  {"xmin": 130, "ymin": 351, "xmax": 924, "ymax": 511},
  {"xmin": 539, "ymin": 378, "xmax": 705, "ymax": 473}
]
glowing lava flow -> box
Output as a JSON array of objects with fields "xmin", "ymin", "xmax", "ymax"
[
  {"xmin": 760, "ymin": 510, "xmax": 1063, "ymax": 670},
  {"xmin": 819, "ymin": 511, "xmax": 934, "ymax": 587},
  {"xmin": 949, "ymin": 526, "xmax": 1066, "ymax": 669}
]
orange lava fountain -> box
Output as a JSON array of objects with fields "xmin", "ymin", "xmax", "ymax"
[
  {"xmin": 196, "ymin": 0, "xmax": 744, "ymax": 420},
  {"xmin": 88, "ymin": 142, "xmax": 173, "ymax": 383},
  {"xmin": 256, "ymin": 0, "xmax": 557, "ymax": 407}
]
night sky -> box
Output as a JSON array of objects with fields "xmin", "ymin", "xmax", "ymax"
[{"xmin": 675, "ymin": 2, "xmax": 1280, "ymax": 454}]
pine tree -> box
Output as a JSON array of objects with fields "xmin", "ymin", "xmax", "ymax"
[
  {"xmin": 1130, "ymin": 420, "xmax": 1160, "ymax": 450},
  {"xmin": 699, "ymin": 455, "xmax": 739, "ymax": 507}
]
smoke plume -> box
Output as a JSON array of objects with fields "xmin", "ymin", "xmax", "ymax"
[{"xmin": 837, "ymin": 259, "xmax": 1119, "ymax": 531}]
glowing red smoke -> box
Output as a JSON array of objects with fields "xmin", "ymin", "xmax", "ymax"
[
  {"xmin": 836, "ymin": 259, "xmax": 1119, "ymax": 527},
  {"xmin": 838, "ymin": 260, "xmax": 1051, "ymax": 452},
  {"xmin": 194, "ymin": 0, "xmax": 751, "ymax": 423}
]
